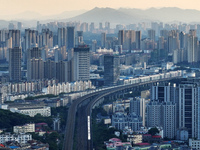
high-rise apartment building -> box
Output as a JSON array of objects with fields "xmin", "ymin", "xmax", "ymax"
[
  {"xmin": 162, "ymin": 102, "xmax": 176, "ymax": 139},
  {"xmin": 56, "ymin": 61, "xmax": 68, "ymax": 82},
  {"xmin": 146, "ymin": 101, "xmax": 162, "ymax": 127},
  {"xmin": 187, "ymin": 35, "xmax": 198, "ymax": 63},
  {"xmin": 27, "ymin": 47, "xmax": 43, "ymax": 81},
  {"xmin": 44, "ymin": 60, "xmax": 56, "ymax": 80},
  {"xmin": 57, "ymin": 28, "xmax": 67, "ymax": 47},
  {"xmin": 42, "ymin": 29, "xmax": 53, "ymax": 48},
  {"xmin": 9, "ymin": 47, "xmax": 22, "ymax": 81},
  {"xmin": 147, "ymin": 101, "xmax": 177, "ymax": 139},
  {"xmin": 9, "ymin": 30, "xmax": 20, "ymax": 48},
  {"xmin": 25, "ymin": 29, "xmax": 38, "ymax": 51},
  {"xmin": 28, "ymin": 58, "xmax": 44, "ymax": 81}
]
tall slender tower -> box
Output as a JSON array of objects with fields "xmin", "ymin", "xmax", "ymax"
[
  {"xmin": 135, "ymin": 31, "xmax": 141, "ymax": 50},
  {"xmin": 67, "ymin": 27, "xmax": 75, "ymax": 50},
  {"xmin": 101, "ymin": 32, "xmax": 106, "ymax": 48}
]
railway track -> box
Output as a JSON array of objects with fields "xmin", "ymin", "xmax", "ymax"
[{"xmin": 63, "ymin": 76, "xmax": 182, "ymax": 150}]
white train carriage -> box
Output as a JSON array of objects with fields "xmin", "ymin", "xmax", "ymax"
[
  {"xmin": 164, "ymin": 72, "xmax": 171, "ymax": 79},
  {"xmin": 159, "ymin": 73, "xmax": 165, "ymax": 79},
  {"xmin": 170, "ymin": 71, "xmax": 178, "ymax": 77},
  {"xmin": 123, "ymin": 79, "xmax": 129, "ymax": 85},
  {"xmin": 150, "ymin": 74, "xmax": 161, "ymax": 81},
  {"xmin": 139, "ymin": 76, "xmax": 151, "ymax": 83}
]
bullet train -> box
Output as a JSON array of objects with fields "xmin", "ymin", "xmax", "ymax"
[{"xmin": 122, "ymin": 70, "xmax": 183, "ymax": 85}]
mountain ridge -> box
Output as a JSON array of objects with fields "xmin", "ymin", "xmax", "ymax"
[{"xmin": 1, "ymin": 7, "xmax": 200, "ymax": 28}]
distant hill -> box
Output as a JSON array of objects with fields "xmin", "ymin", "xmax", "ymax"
[
  {"xmin": 66, "ymin": 7, "xmax": 148, "ymax": 24},
  {"xmin": 1, "ymin": 7, "xmax": 200, "ymax": 29},
  {"xmin": 67, "ymin": 7, "xmax": 200, "ymax": 24},
  {"xmin": 0, "ymin": 10, "xmax": 87, "ymax": 21}
]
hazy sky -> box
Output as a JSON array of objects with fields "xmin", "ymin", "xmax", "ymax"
[{"xmin": 1, "ymin": 0, "xmax": 200, "ymax": 15}]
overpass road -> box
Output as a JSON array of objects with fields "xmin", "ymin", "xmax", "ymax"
[{"xmin": 63, "ymin": 76, "xmax": 182, "ymax": 150}]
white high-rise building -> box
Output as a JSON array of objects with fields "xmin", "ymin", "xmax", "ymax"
[
  {"xmin": 146, "ymin": 101, "xmax": 162, "ymax": 127},
  {"xmin": 147, "ymin": 101, "xmax": 176, "ymax": 139},
  {"xmin": 187, "ymin": 35, "xmax": 198, "ymax": 63},
  {"xmin": 162, "ymin": 102, "xmax": 176, "ymax": 139},
  {"xmin": 73, "ymin": 45, "xmax": 90, "ymax": 81}
]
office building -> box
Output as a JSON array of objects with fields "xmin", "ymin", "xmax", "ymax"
[
  {"xmin": 104, "ymin": 55, "xmax": 120, "ymax": 86},
  {"xmin": 179, "ymin": 83, "xmax": 199, "ymax": 138},
  {"xmin": 9, "ymin": 47, "xmax": 22, "ymax": 81}
]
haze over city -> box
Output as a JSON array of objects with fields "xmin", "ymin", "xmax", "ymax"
[
  {"xmin": 1, "ymin": 0, "xmax": 200, "ymax": 17},
  {"xmin": 1, "ymin": 0, "xmax": 200, "ymax": 150}
]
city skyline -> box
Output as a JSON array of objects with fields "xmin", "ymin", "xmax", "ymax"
[{"xmin": 1, "ymin": 0, "xmax": 200, "ymax": 17}]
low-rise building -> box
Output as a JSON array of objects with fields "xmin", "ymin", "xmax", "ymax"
[
  {"xmin": 127, "ymin": 134, "xmax": 142, "ymax": 144},
  {"xmin": 112, "ymin": 112, "xmax": 142, "ymax": 131},
  {"xmin": 10, "ymin": 106, "xmax": 51, "ymax": 117},
  {"xmin": 13, "ymin": 123, "xmax": 35, "ymax": 133},
  {"xmin": 189, "ymin": 139, "xmax": 200, "ymax": 150},
  {"xmin": 0, "ymin": 133, "xmax": 32, "ymax": 144}
]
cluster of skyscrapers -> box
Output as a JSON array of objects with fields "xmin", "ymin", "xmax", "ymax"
[
  {"xmin": 1, "ymin": 21, "xmax": 200, "ymax": 93},
  {"xmin": 0, "ymin": 27, "xmax": 92, "ymax": 83},
  {"xmin": 146, "ymin": 79, "xmax": 200, "ymax": 140}
]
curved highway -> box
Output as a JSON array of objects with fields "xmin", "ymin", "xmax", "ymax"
[{"xmin": 63, "ymin": 71, "xmax": 182, "ymax": 150}]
